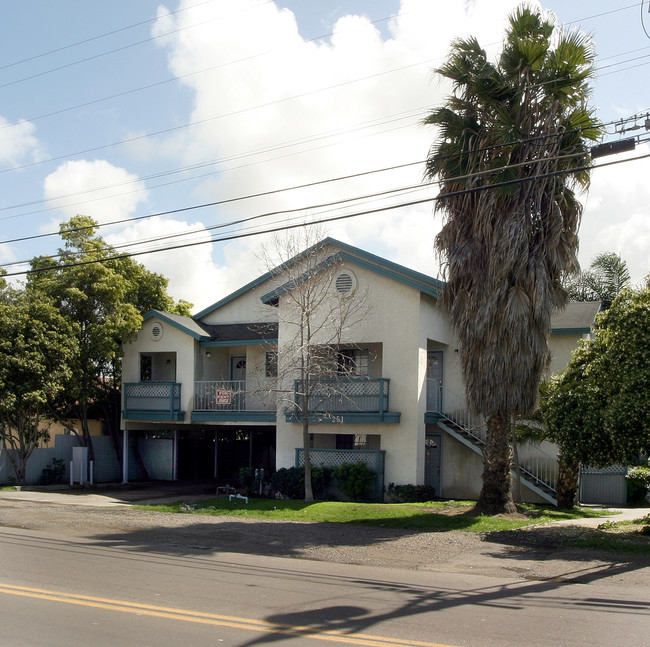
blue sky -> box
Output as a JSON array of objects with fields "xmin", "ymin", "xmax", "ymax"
[{"xmin": 1, "ymin": 1, "xmax": 649, "ymax": 311}]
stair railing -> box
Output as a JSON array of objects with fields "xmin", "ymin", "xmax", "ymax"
[{"xmin": 431, "ymin": 384, "xmax": 557, "ymax": 493}]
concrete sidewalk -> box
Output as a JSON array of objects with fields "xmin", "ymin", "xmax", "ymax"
[
  {"xmin": 0, "ymin": 481, "xmax": 217, "ymax": 507},
  {"xmin": 549, "ymin": 506, "xmax": 650, "ymax": 528}
]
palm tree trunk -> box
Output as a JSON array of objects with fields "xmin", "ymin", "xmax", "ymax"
[
  {"xmin": 476, "ymin": 414, "xmax": 516, "ymax": 514},
  {"xmin": 556, "ymin": 454, "xmax": 580, "ymax": 509}
]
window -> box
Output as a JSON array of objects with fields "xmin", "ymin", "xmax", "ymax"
[
  {"xmin": 265, "ymin": 351, "xmax": 278, "ymax": 378},
  {"xmin": 140, "ymin": 354, "xmax": 152, "ymax": 382},
  {"xmin": 336, "ymin": 434, "xmax": 354, "ymax": 450},
  {"xmin": 336, "ymin": 348, "xmax": 369, "ymax": 376}
]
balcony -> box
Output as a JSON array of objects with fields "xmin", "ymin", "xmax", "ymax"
[
  {"xmin": 123, "ymin": 382, "xmax": 184, "ymax": 421},
  {"xmin": 192, "ymin": 380, "xmax": 276, "ymax": 423},
  {"xmin": 287, "ymin": 377, "xmax": 400, "ymax": 424}
]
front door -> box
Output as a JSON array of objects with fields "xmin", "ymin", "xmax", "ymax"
[
  {"xmin": 230, "ymin": 356, "xmax": 246, "ymax": 410},
  {"xmin": 427, "ymin": 350, "xmax": 443, "ymax": 412},
  {"xmin": 425, "ymin": 433, "xmax": 441, "ymax": 494}
]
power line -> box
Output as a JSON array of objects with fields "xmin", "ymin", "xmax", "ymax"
[
  {"xmin": 0, "ymin": 0, "xmax": 221, "ymax": 72},
  {"xmin": 0, "ymin": 159, "xmax": 426, "ymax": 247},
  {"xmin": 0, "ymin": 3, "xmax": 641, "ymax": 178},
  {"xmin": 0, "ymin": 1, "xmax": 280, "ymax": 91},
  {"xmin": 0, "ymin": 107, "xmax": 429, "ymax": 220},
  {"xmin": 0, "ymin": 114, "xmax": 625, "ymax": 252},
  {"xmin": 5, "ymin": 148, "xmax": 648, "ymax": 278}
]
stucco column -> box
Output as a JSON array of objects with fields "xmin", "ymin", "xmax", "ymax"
[{"xmin": 121, "ymin": 428, "xmax": 129, "ymax": 484}]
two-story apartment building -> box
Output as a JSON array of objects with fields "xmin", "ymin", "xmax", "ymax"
[{"xmin": 121, "ymin": 238, "xmax": 599, "ymax": 502}]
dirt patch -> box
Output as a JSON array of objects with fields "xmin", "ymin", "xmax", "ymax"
[{"xmin": 1, "ymin": 498, "xmax": 650, "ymax": 586}]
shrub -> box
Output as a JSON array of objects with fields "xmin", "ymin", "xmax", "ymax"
[
  {"xmin": 333, "ymin": 462, "xmax": 376, "ymax": 501},
  {"xmin": 39, "ymin": 458, "xmax": 66, "ymax": 485},
  {"xmin": 269, "ymin": 466, "xmax": 333, "ymax": 499},
  {"xmin": 237, "ymin": 467, "xmax": 255, "ymax": 494},
  {"xmin": 386, "ymin": 483, "xmax": 437, "ymax": 503},
  {"xmin": 270, "ymin": 467, "xmax": 304, "ymax": 499},
  {"xmin": 626, "ymin": 465, "xmax": 650, "ymax": 504},
  {"xmin": 311, "ymin": 466, "xmax": 333, "ymax": 498}
]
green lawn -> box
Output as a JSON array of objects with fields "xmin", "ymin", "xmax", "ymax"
[{"xmin": 135, "ymin": 497, "xmax": 611, "ymax": 533}]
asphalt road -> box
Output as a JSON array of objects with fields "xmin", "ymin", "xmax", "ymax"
[{"xmin": 1, "ymin": 521, "xmax": 650, "ymax": 647}]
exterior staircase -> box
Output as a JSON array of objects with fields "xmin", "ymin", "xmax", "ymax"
[{"xmin": 431, "ymin": 385, "xmax": 558, "ymax": 506}]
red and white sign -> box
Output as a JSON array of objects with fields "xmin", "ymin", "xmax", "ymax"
[{"xmin": 216, "ymin": 390, "xmax": 232, "ymax": 405}]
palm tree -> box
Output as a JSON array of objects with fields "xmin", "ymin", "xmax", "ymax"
[
  {"xmin": 424, "ymin": 6, "xmax": 602, "ymax": 513},
  {"xmin": 564, "ymin": 252, "xmax": 631, "ymax": 309}
]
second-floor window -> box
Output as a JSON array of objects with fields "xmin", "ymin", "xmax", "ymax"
[
  {"xmin": 265, "ymin": 351, "xmax": 278, "ymax": 378},
  {"xmin": 336, "ymin": 348, "xmax": 369, "ymax": 376},
  {"xmin": 140, "ymin": 354, "xmax": 152, "ymax": 382}
]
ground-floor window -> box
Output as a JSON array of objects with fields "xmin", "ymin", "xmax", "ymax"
[{"xmin": 334, "ymin": 434, "xmax": 380, "ymax": 450}]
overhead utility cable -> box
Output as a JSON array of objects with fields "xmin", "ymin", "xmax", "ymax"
[{"xmin": 5, "ymin": 148, "xmax": 647, "ymax": 278}]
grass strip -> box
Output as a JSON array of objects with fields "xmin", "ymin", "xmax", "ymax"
[{"xmin": 135, "ymin": 498, "xmax": 611, "ymax": 533}]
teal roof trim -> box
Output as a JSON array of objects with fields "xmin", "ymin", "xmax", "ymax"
[
  {"xmin": 201, "ymin": 338, "xmax": 278, "ymax": 348},
  {"xmin": 195, "ymin": 237, "xmax": 445, "ymax": 318},
  {"xmin": 143, "ymin": 310, "xmax": 210, "ymax": 341},
  {"xmin": 551, "ymin": 328, "xmax": 591, "ymax": 336},
  {"xmin": 193, "ymin": 272, "xmax": 275, "ymax": 319},
  {"xmin": 260, "ymin": 246, "xmax": 444, "ymax": 304}
]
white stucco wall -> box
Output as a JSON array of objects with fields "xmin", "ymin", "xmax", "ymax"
[
  {"xmin": 199, "ymin": 280, "xmax": 279, "ymax": 326},
  {"xmin": 122, "ymin": 317, "xmax": 197, "ymax": 415},
  {"xmin": 273, "ymin": 259, "xmax": 446, "ymax": 487},
  {"xmin": 548, "ymin": 333, "xmax": 583, "ymax": 375}
]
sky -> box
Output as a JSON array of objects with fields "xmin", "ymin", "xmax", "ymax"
[{"xmin": 1, "ymin": 0, "xmax": 649, "ymax": 313}]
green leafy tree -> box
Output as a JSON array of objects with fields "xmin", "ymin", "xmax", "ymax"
[
  {"xmin": 564, "ymin": 252, "xmax": 631, "ymax": 309},
  {"xmin": 541, "ymin": 286, "xmax": 650, "ymax": 496},
  {"xmin": 424, "ymin": 6, "xmax": 602, "ymax": 513},
  {"xmin": 26, "ymin": 216, "xmax": 191, "ymax": 471},
  {"xmin": 0, "ymin": 287, "xmax": 75, "ymax": 483}
]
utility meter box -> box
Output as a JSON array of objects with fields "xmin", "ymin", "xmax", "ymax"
[{"xmin": 71, "ymin": 446, "xmax": 89, "ymax": 484}]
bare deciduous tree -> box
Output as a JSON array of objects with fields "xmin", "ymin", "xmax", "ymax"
[{"xmin": 258, "ymin": 230, "xmax": 370, "ymax": 501}]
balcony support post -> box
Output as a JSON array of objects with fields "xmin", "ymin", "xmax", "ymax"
[{"xmin": 121, "ymin": 428, "xmax": 129, "ymax": 484}]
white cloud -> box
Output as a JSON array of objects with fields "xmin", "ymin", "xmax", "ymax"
[
  {"xmin": 144, "ymin": 0, "xmax": 534, "ymax": 302},
  {"xmin": 579, "ymin": 143, "xmax": 650, "ymax": 282},
  {"xmin": 43, "ymin": 159, "xmax": 149, "ymax": 225},
  {"xmin": 104, "ymin": 216, "xmax": 224, "ymax": 312},
  {"xmin": 0, "ymin": 116, "xmax": 45, "ymax": 167}
]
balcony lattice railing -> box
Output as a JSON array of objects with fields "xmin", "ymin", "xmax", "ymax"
[
  {"xmin": 124, "ymin": 382, "xmax": 181, "ymax": 415},
  {"xmin": 294, "ymin": 377, "xmax": 389, "ymax": 416},
  {"xmin": 194, "ymin": 380, "xmax": 275, "ymax": 412}
]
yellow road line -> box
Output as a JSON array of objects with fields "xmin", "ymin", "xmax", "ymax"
[{"xmin": 0, "ymin": 582, "xmax": 460, "ymax": 647}]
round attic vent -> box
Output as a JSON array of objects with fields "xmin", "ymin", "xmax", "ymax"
[
  {"xmin": 335, "ymin": 272, "xmax": 355, "ymax": 294},
  {"xmin": 151, "ymin": 322, "xmax": 164, "ymax": 341}
]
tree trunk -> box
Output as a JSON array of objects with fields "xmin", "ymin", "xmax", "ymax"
[
  {"xmin": 476, "ymin": 414, "xmax": 517, "ymax": 514},
  {"xmin": 303, "ymin": 417, "xmax": 314, "ymax": 502},
  {"xmin": 556, "ymin": 454, "xmax": 580, "ymax": 509}
]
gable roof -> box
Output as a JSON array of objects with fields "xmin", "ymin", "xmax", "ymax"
[
  {"xmin": 143, "ymin": 310, "xmax": 211, "ymax": 341},
  {"xmin": 201, "ymin": 322, "xmax": 278, "ymax": 346},
  {"xmin": 195, "ymin": 238, "xmax": 445, "ymax": 317},
  {"xmin": 551, "ymin": 302, "xmax": 601, "ymax": 335},
  {"xmin": 143, "ymin": 311, "xmax": 278, "ymax": 346}
]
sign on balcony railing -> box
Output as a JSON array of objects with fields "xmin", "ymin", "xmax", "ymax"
[{"xmin": 194, "ymin": 381, "xmax": 275, "ymax": 412}]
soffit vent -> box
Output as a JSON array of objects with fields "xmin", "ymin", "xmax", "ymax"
[
  {"xmin": 151, "ymin": 322, "xmax": 164, "ymax": 341},
  {"xmin": 335, "ymin": 272, "xmax": 355, "ymax": 294}
]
